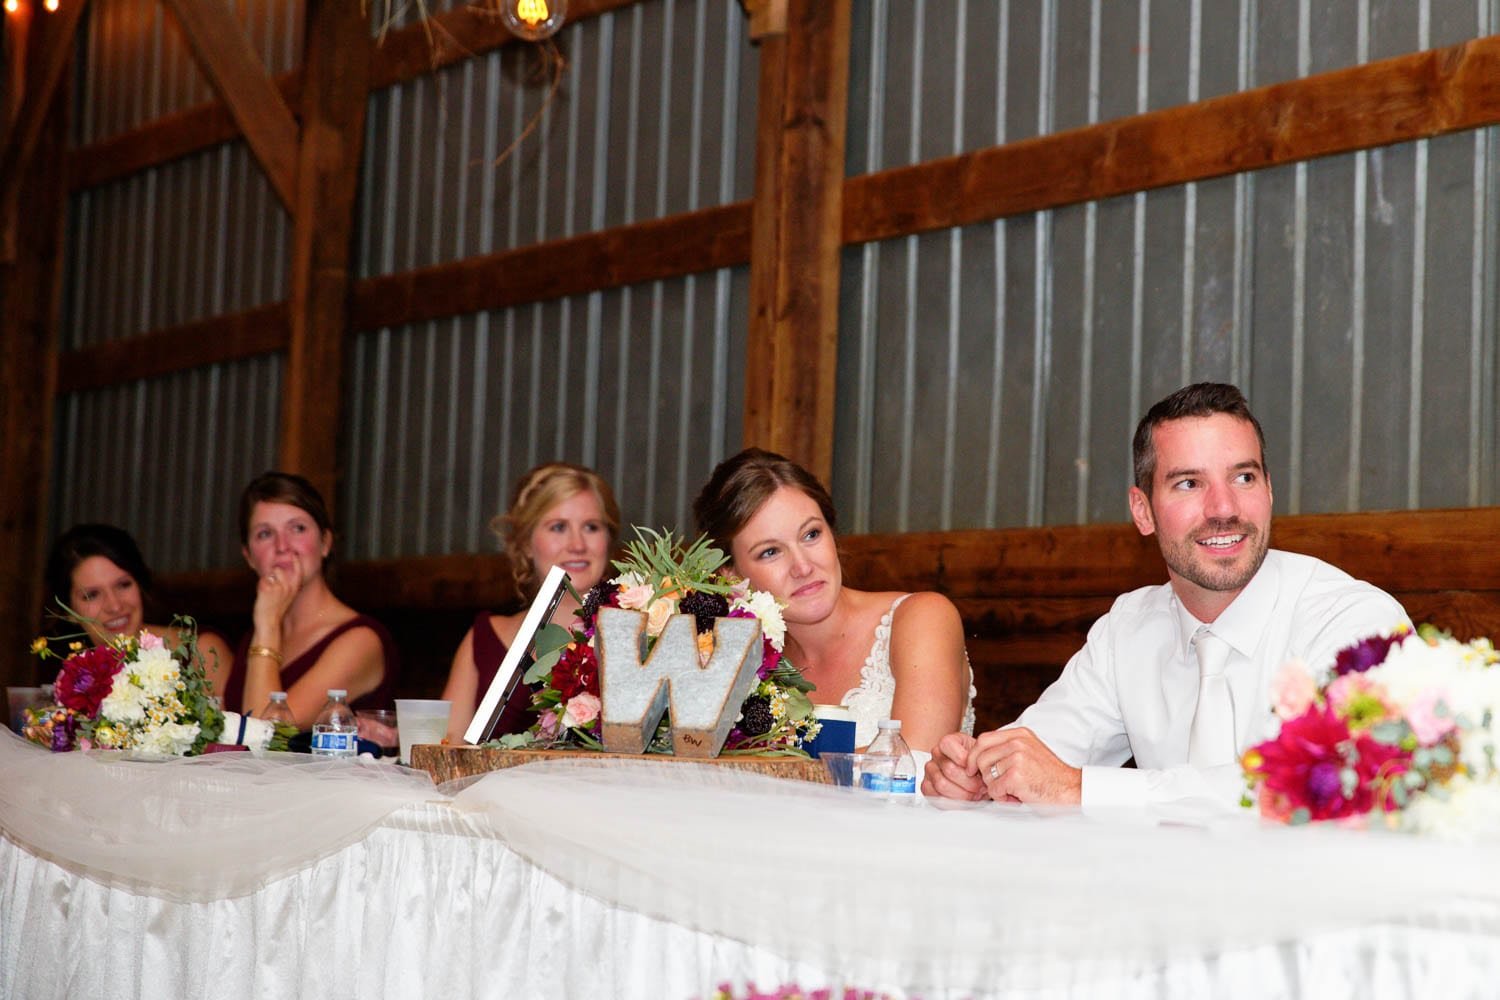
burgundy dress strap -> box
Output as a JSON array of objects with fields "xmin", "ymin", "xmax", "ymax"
[
  {"xmin": 228, "ymin": 614, "xmax": 399, "ymax": 714},
  {"xmin": 467, "ymin": 610, "xmax": 534, "ymax": 737}
]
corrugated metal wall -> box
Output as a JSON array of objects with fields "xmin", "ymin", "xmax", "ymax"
[
  {"xmin": 835, "ymin": 0, "xmax": 1500, "ymax": 533},
  {"xmin": 51, "ymin": 0, "xmax": 300, "ymax": 569},
  {"xmin": 343, "ymin": 0, "xmax": 758, "ymax": 557},
  {"xmin": 46, "ymin": 0, "xmax": 1500, "ymax": 571}
]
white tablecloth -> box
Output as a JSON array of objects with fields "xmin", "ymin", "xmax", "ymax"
[{"xmin": 3, "ymin": 742, "xmax": 1499, "ymax": 999}]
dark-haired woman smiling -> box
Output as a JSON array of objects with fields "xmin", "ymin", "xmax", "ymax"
[{"xmin": 44, "ymin": 523, "xmax": 235, "ymax": 699}]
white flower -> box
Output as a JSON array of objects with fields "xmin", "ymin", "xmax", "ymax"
[
  {"xmin": 133, "ymin": 645, "xmax": 181, "ymax": 698},
  {"xmin": 612, "ymin": 570, "xmax": 646, "ymax": 589},
  {"xmin": 733, "ymin": 590, "xmax": 786, "ymax": 651},
  {"xmin": 100, "ymin": 672, "xmax": 147, "ymax": 724},
  {"xmin": 140, "ymin": 720, "xmax": 200, "ymax": 756},
  {"xmin": 1402, "ymin": 775, "xmax": 1500, "ymax": 842}
]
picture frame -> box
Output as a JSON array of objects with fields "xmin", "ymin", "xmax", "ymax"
[{"xmin": 463, "ymin": 564, "xmax": 570, "ymax": 745}]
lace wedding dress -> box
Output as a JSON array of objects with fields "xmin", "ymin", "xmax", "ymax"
[{"xmin": 838, "ymin": 594, "xmax": 978, "ymax": 748}]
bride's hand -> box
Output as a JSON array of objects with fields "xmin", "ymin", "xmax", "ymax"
[{"xmin": 921, "ymin": 732, "xmax": 989, "ymax": 801}]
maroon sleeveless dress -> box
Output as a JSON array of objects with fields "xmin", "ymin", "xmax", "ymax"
[
  {"xmin": 470, "ymin": 610, "xmax": 536, "ymax": 737},
  {"xmin": 226, "ymin": 614, "xmax": 399, "ymax": 715}
]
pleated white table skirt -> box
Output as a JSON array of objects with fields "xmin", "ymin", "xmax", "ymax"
[{"xmin": 5, "ymin": 795, "xmax": 1499, "ymax": 1000}]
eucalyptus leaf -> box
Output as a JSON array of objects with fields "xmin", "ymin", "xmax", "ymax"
[
  {"xmin": 496, "ymin": 732, "xmax": 534, "ymax": 749},
  {"xmin": 524, "ymin": 649, "xmax": 561, "ymax": 685}
]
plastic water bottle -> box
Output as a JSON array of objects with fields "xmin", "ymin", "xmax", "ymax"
[
  {"xmin": 860, "ymin": 719, "xmax": 918, "ymax": 795},
  {"xmin": 311, "ymin": 689, "xmax": 358, "ymax": 758},
  {"xmin": 259, "ymin": 691, "xmax": 295, "ymax": 728}
]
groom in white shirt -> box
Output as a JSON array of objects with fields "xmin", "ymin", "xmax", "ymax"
[{"xmin": 921, "ymin": 382, "xmax": 1409, "ymax": 812}]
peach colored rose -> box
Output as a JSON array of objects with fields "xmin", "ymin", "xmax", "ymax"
[
  {"xmin": 645, "ymin": 597, "xmax": 675, "ymax": 637},
  {"xmin": 617, "ymin": 583, "xmax": 653, "ymax": 611}
]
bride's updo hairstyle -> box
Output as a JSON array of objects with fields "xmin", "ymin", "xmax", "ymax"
[
  {"xmin": 692, "ymin": 447, "xmax": 838, "ymax": 555},
  {"xmin": 491, "ymin": 462, "xmax": 621, "ymax": 599}
]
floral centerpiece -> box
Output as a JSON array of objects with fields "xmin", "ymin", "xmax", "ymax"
[
  {"xmin": 497, "ymin": 528, "xmax": 820, "ymax": 756},
  {"xmin": 23, "ymin": 616, "xmax": 294, "ymax": 756},
  {"xmin": 1242, "ymin": 625, "xmax": 1500, "ymax": 835}
]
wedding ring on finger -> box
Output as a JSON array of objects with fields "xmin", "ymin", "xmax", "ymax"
[{"xmin": 989, "ymin": 763, "xmax": 1000, "ymax": 780}]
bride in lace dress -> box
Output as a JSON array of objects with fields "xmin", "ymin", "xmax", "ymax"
[{"xmin": 693, "ymin": 448, "xmax": 975, "ymax": 752}]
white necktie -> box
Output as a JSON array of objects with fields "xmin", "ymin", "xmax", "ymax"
[{"xmin": 1187, "ymin": 627, "xmax": 1236, "ymax": 767}]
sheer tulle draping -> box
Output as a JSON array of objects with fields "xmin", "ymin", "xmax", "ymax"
[
  {"xmin": 5, "ymin": 734, "xmax": 1500, "ymax": 997},
  {"xmin": 455, "ymin": 759, "xmax": 1500, "ymax": 992},
  {"xmin": 0, "ymin": 725, "xmax": 435, "ymax": 901}
]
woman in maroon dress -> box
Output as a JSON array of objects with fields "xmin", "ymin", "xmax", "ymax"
[
  {"xmin": 225, "ymin": 472, "xmax": 397, "ymax": 728},
  {"xmin": 441, "ymin": 463, "xmax": 620, "ymax": 741}
]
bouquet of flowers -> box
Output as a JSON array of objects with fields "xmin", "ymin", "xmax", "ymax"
[
  {"xmin": 498, "ymin": 528, "xmax": 821, "ymax": 756},
  {"xmin": 23, "ymin": 616, "xmax": 294, "ymax": 756},
  {"xmin": 1242, "ymin": 625, "xmax": 1500, "ymax": 836}
]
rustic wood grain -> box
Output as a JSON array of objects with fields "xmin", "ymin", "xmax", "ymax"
[
  {"xmin": 54, "ymin": 303, "xmax": 289, "ymax": 394},
  {"xmin": 741, "ymin": 0, "xmax": 849, "ymax": 484},
  {"xmin": 65, "ymin": 73, "xmax": 303, "ymax": 192},
  {"xmin": 278, "ymin": 0, "xmax": 371, "ymax": 505},
  {"xmin": 0, "ymin": 19, "xmax": 70, "ymax": 694},
  {"xmin": 349, "ymin": 202, "xmax": 752, "ymax": 330},
  {"xmin": 842, "ymin": 34, "xmax": 1500, "ymax": 245},
  {"xmin": 160, "ymin": 0, "xmax": 301, "ymax": 211},
  {"xmin": 0, "ymin": 0, "xmax": 84, "ymax": 262},
  {"xmin": 409, "ymin": 744, "xmax": 832, "ymax": 785}
]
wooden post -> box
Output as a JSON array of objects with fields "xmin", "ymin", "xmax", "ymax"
[
  {"xmin": 0, "ymin": 5, "xmax": 73, "ymax": 691},
  {"xmin": 0, "ymin": 0, "xmax": 85, "ymax": 262},
  {"xmin": 741, "ymin": 0, "xmax": 850, "ymax": 486},
  {"xmin": 278, "ymin": 0, "xmax": 371, "ymax": 508}
]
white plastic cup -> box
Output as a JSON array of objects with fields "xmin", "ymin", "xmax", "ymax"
[{"xmin": 394, "ymin": 699, "xmax": 451, "ymax": 765}]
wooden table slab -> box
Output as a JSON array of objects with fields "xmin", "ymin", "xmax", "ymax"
[{"xmin": 409, "ymin": 744, "xmax": 832, "ymax": 785}]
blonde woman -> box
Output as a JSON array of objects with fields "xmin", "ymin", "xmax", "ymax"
[{"xmin": 442, "ymin": 463, "xmax": 621, "ymax": 740}]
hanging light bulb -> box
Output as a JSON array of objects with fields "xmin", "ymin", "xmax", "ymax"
[
  {"xmin": 44, "ymin": 0, "xmax": 59, "ymax": 10},
  {"xmin": 500, "ymin": 0, "xmax": 566, "ymax": 42},
  {"xmin": 5, "ymin": 0, "xmax": 22, "ymax": 13}
]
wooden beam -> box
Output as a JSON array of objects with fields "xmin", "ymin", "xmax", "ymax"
[
  {"xmin": 843, "ymin": 32, "xmax": 1500, "ymax": 245},
  {"xmin": 278, "ymin": 0, "xmax": 371, "ymax": 506},
  {"xmin": 47, "ymin": 203, "xmax": 750, "ymax": 395},
  {"xmin": 736, "ymin": 0, "xmax": 788, "ymax": 41},
  {"xmin": 370, "ymin": 0, "xmax": 642, "ymax": 90},
  {"xmin": 350, "ymin": 202, "xmax": 753, "ymax": 331},
  {"xmin": 54, "ymin": 303, "xmax": 289, "ymax": 394},
  {"xmin": 64, "ymin": 0, "xmax": 642, "ymax": 191},
  {"xmin": 160, "ymin": 507, "xmax": 1500, "ymax": 619},
  {"xmin": 742, "ymin": 0, "xmax": 850, "ymax": 484},
  {"xmin": 66, "ymin": 73, "xmax": 302, "ymax": 192},
  {"xmin": 0, "ymin": 0, "xmax": 85, "ymax": 262},
  {"xmin": 0, "ymin": 15, "xmax": 72, "ymax": 694},
  {"xmin": 159, "ymin": 0, "xmax": 300, "ymax": 212}
]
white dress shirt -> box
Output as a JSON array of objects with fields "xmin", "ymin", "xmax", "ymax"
[{"xmin": 1011, "ymin": 549, "xmax": 1411, "ymax": 813}]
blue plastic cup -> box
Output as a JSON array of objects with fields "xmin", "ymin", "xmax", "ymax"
[{"xmin": 805, "ymin": 704, "xmax": 856, "ymax": 759}]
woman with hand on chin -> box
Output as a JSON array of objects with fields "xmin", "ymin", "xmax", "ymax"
[
  {"xmin": 44, "ymin": 523, "xmax": 235, "ymax": 699},
  {"xmin": 224, "ymin": 472, "xmax": 397, "ymax": 729},
  {"xmin": 442, "ymin": 463, "xmax": 620, "ymax": 741},
  {"xmin": 693, "ymin": 448, "xmax": 975, "ymax": 754}
]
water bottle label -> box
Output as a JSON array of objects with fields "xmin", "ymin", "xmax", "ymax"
[
  {"xmin": 311, "ymin": 730, "xmax": 356, "ymax": 753},
  {"xmin": 859, "ymin": 772, "xmax": 891, "ymax": 793},
  {"xmin": 889, "ymin": 775, "xmax": 917, "ymax": 794}
]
